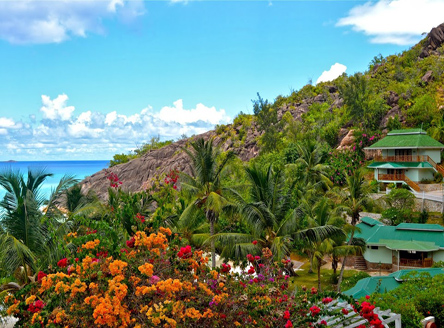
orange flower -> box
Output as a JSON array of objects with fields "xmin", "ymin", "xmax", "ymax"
[
  {"xmin": 82, "ymin": 239, "xmax": 100, "ymax": 250},
  {"xmin": 138, "ymin": 263, "xmax": 154, "ymax": 277},
  {"xmin": 109, "ymin": 260, "xmax": 128, "ymax": 276}
]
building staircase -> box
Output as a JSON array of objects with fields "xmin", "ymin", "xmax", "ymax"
[{"xmin": 354, "ymin": 256, "xmax": 367, "ymax": 271}]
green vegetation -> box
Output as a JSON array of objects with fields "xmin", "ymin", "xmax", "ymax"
[
  {"xmin": 109, "ymin": 136, "xmax": 173, "ymax": 167},
  {"xmin": 370, "ymin": 272, "xmax": 444, "ymax": 328}
]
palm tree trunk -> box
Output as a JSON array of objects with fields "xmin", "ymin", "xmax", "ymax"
[
  {"xmin": 308, "ymin": 252, "xmax": 314, "ymax": 274},
  {"xmin": 208, "ymin": 210, "xmax": 216, "ymax": 269},
  {"xmin": 337, "ymin": 228, "xmax": 355, "ymax": 292},
  {"xmin": 317, "ymin": 260, "xmax": 322, "ymax": 292}
]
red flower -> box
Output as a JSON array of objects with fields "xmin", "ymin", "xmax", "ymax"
[
  {"xmin": 246, "ymin": 254, "xmax": 255, "ymax": 263},
  {"xmin": 311, "ymin": 287, "xmax": 318, "ymax": 294},
  {"xmin": 254, "ymin": 255, "xmax": 261, "ymax": 261},
  {"xmin": 247, "ymin": 266, "xmax": 255, "ymax": 274},
  {"xmin": 320, "ymin": 320, "xmax": 327, "ymax": 325},
  {"xmin": 309, "ymin": 306, "xmax": 321, "ymax": 316},
  {"xmin": 221, "ymin": 263, "xmax": 231, "ymax": 273},
  {"xmin": 57, "ymin": 258, "xmax": 68, "ymax": 268},
  {"xmin": 252, "ymin": 240, "xmax": 258, "ymax": 245},
  {"xmin": 220, "ymin": 314, "xmax": 226, "ymax": 319},
  {"xmin": 126, "ymin": 237, "xmax": 135, "ymax": 248},
  {"xmin": 178, "ymin": 245, "xmax": 192, "ymax": 259},
  {"xmin": 283, "ymin": 310, "xmax": 290, "ymax": 319},
  {"xmin": 322, "ymin": 297, "xmax": 333, "ymax": 304},
  {"xmin": 284, "ymin": 320, "xmax": 293, "ymax": 328},
  {"xmin": 75, "ymin": 257, "xmax": 79, "ymax": 262},
  {"xmin": 342, "ymin": 308, "xmax": 349, "ymax": 315},
  {"xmin": 365, "ymin": 295, "xmax": 370, "ymax": 299},
  {"xmin": 28, "ymin": 300, "xmax": 45, "ymax": 313},
  {"xmin": 37, "ymin": 271, "xmax": 47, "ymax": 282}
]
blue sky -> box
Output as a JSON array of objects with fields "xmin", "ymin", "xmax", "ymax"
[{"xmin": 0, "ymin": 0, "xmax": 444, "ymax": 161}]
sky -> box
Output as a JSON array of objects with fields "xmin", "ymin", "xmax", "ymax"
[{"xmin": 1, "ymin": 0, "xmax": 444, "ymax": 161}]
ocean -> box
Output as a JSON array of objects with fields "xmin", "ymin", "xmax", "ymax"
[{"xmin": 0, "ymin": 160, "xmax": 109, "ymax": 199}]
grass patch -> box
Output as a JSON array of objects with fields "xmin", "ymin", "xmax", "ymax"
[{"xmin": 289, "ymin": 262, "xmax": 362, "ymax": 292}]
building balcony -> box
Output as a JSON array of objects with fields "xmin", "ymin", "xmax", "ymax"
[{"xmin": 373, "ymin": 155, "xmax": 431, "ymax": 163}]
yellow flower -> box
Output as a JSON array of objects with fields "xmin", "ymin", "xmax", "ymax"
[{"xmin": 25, "ymin": 295, "xmax": 36, "ymax": 305}]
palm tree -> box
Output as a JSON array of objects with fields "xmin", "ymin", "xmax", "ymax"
[
  {"xmin": 329, "ymin": 169, "xmax": 373, "ymax": 291},
  {"xmin": 213, "ymin": 164, "xmax": 344, "ymax": 263},
  {"xmin": 0, "ymin": 168, "xmax": 77, "ymax": 280},
  {"xmin": 294, "ymin": 139, "xmax": 331, "ymax": 190},
  {"xmin": 301, "ymin": 196, "xmax": 344, "ymax": 273},
  {"xmin": 179, "ymin": 138, "xmax": 235, "ymax": 269}
]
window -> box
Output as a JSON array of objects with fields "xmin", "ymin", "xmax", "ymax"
[{"xmin": 371, "ymin": 246, "xmax": 378, "ymax": 250}]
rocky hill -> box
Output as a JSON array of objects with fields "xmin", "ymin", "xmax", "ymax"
[{"xmin": 80, "ymin": 23, "xmax": 444, "ymax": 198}]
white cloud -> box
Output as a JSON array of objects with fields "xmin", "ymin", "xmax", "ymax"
[
  {"xmin": 0, "ymin": 94, "xmax": 231, "ymax": 160},
  {"xmin": 316, "ymin": 63, "xmax": 347, "ymax": 84},
  {"xmin": 0, "ymin": 117, "xmax": 15, "ymax": 128},
  {"xmin": 41, "ymin": 94, "xmax": 75, "ymax": 121},
  {"xmin": 337, "ymin": 0, "xmax": 444, "ymax": 45},
  {"xmin": 157, "ymin": 99, "xmax": 230, "ymax": 125},
  {"xmin": 0, "ymin": 0, "xmax": 145, "ymax": 44}
]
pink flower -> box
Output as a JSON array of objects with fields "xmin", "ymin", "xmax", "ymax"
[
  {"xmin": 283, "ymin": 310, "xmax": 290, "ymax": 319},
  {"xmin": 285, "ymin": 320, "xmax": 293, "ymax": 328}
]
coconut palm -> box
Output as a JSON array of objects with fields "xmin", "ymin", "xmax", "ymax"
[
  {"xmin": 294, "ymin": 139, "xmax": 331, "ymax": 190},
  {"xmin": 301, "ymin": 195, "xmax": 344, "ymax": 273},
  {"xmin": 329, "ymin": 168, "xmax": 373, "ymax": 291},
  {"xmin": 212, "ymin": 164, "xmax": 344, "ymax": 263},
  {"xmin": 0, "ymin": 168, "xmax": 78, "ymax": 280},
  {"xmin": 179, "ymin": 138, "xmax": 236, "ymax": 269}
]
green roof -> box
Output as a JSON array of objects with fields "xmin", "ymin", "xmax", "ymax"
[
  {"xmin": 378, "ymin": 239, "xmax": 439, "ymax": 251},
  {"xmin": 389, "ymin": 268, "xmax": 444, "ymax": 280},
  {"xmin": 367, "ymin": 162, "xmax": 433, "ymax": 169},
  {"xmin": 360, "ymin": 217, "xmax": 384, "ymax": 227},
  {"xmin": 396, "ymin": 223, "xmax": 444, "ymax": 232},
  {"xmin": 387, "ymin": 128, "xmax": 426, "ymax": 135},
  {"xmin": 343, "ymin": 268, "xmax": 444, "ymax": 299},
  {"xmin": 366, "ymin": 129, "xmax": 444, "ymax": 149},
  {"xmin": 343, "ymin": 276, "xmax": 400, "ymax": 299},
  {"xmin": 354, "ymin": 219, "xmax": 444, "ymax": 249}
]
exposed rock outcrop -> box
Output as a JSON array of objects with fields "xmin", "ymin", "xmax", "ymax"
[{"xmin": 420, "ymin": 23, "xmax": 444, "ymax": 58}]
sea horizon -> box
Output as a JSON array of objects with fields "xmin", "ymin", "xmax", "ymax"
[{"xmin": 0, "ymin": 160, "xmax": 110, "ymax": 199}]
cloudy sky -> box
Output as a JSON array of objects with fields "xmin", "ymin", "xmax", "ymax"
[{"xmin": 0, "ymin": 0, "xmax": 443, "ymax": 160}]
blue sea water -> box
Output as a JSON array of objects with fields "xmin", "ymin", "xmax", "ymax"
[{"xmin": 0, "ymin": 160, "xmax": 109, "ymax": 199}]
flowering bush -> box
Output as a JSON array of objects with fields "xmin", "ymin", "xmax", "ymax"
[
  {"xmin": 327, "ymin": 131, "xmax": 379, "ymax": 185},
  {"xmin": 5, "ymin": 226, "xmax": 384, "ymax": 328}
]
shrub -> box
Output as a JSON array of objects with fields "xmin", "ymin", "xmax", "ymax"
[
  {"xmin": 434, "ymin": 171, "xmax": 443, "ymax": 183},
  {"xmin": 340, "ymin": 271, "xmax": 371, "ymax": 292},
  {"xmin": 4, "ymin": 226, "xmax": 378, "ymax": 328}
]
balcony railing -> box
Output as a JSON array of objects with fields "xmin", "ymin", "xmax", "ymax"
[
  {"xmin": 374, "ymin": 155, "xmax": 428, "ymax": 162},
  {"xmin": 400, "ymin": 258, "xmax": 433, "ymax": 268},
  {"xmin": 378, "ymin": 173, "xmax": 421, "ymax": 192},
  {"xmin": 374, "ymin": 155, "xmax": 444, "ymax": 176}
]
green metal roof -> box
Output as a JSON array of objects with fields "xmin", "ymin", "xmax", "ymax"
[
  {"xmin": 378, "ymin": 239, "xmax": 439, "ymax": 251},
  {"xmin": 396, "ymin": 223, "xmax": 444, "ymax": 232},
  {"xmin": 366, "ymin": 131, "xmax": 444, "ymax": 149},
  {"xmin": 343, "ymin": 268, "xmax": 444, "ymax": 299},
  {"xmin": 389, "ymin": 268, "xmax": 444, "ymax": 280},
  {"xmin": 343, "ymin": 276, "xmax": 400, "ymax": 299},
  {"xmin": 354, "ymin": 218, "xmax": 444, "ymax": 249},
  {"xmin": 367, "ymin": 162, "xmax": 433, "ymax": 169},
  {"xmin": 387, "ymin": 128, "xmax": 426, "ymax": 135},
  {"xmin": 361, "ymin": 217, "xmax": 384, "ymax": 227}
]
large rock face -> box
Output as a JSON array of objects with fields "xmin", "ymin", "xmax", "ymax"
[
  {"xmin": 80, "ymin": 129, "xmax": 261, "ymax": 199},
  {"xmin": 420, "ymin": 23, "xmax": 444, "ymax": 58}
]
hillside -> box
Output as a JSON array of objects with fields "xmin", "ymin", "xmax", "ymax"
[{"xmin": 80, "ymin": 23, "xmax": 444, "ymax": 198}]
